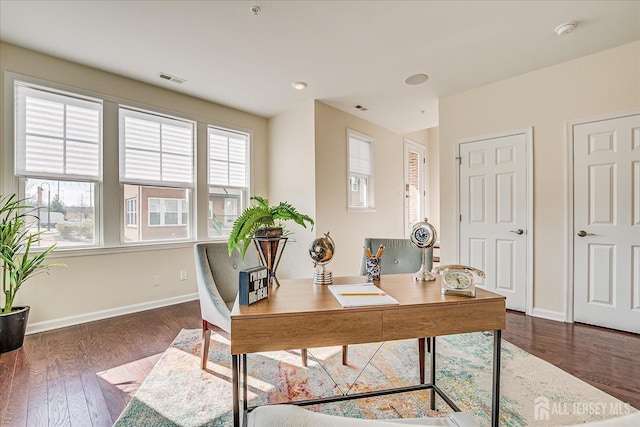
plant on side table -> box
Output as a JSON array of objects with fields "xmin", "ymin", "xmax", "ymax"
[
  {"xmin": 228, "ymin": 196, "xmax": 314, "ymax": 284},
  {"xmin": 0, "ymin": 194, "xmax": 64, "ymax": 353}
]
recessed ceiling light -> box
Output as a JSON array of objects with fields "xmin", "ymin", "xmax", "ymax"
[
  {"xmin": 405, "ymin": 74, "xmax": 429, "ymax": 85},
  {"xmin": 292, "ymin": 81, "xmax": 307, "ymax": 90},
  {"xmin": 555, "ymin": 21, "xmax": 577, "ymax": 36},
  {"xmin": 250, "ymin": 6, "xmax": 261, "ymax": 15}
]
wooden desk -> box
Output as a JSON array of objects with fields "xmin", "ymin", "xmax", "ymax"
[{"xmin": 230, "ymin": 274, "xmax": 506, "ymax": 426}]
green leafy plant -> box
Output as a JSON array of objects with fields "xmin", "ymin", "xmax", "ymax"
[
  {"xmin": 228, "ymin": 196, "xmax": 314, "ymax": 259},
  {"xmin": 1, "ymin": 194, "xmax": 64, "ymax": 314}
]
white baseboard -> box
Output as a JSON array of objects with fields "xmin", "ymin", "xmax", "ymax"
[
  {"xmin": 530, "ymin": 307, "xmax": 566, "ymax": 323},
  {"xmin": 26, "ymin": 293, "xmax": 199, "ymax": 335}
]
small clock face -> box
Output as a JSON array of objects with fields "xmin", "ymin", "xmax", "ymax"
[
  {"xmin": 410, "ymin": 220, "xmax": 437, "ymax": 248},
  {"xmin": 414, "ymin": 227, "xmax": 431, "ymax": 244},
  {"xmin": 444, "ymin": 271, "xmax": 472, "ymax": 289}
]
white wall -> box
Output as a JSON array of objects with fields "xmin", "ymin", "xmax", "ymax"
[
  {"xmin": 314, "ymin": 101, "xmax": 428, "ymax": 276},
  {"xmin": 0, "ymin": 42, "xmax": 269, "ymax": 330},
  {"xmin": 267, "ymin": 100, "xmax": 317, "ymax": 279},
  {"xmin": 439, "ymin": 41, "xmax": 640, "ymax": 316}
]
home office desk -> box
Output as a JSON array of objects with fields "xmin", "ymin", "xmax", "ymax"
[{"xmin": 230, "ymin": 274, "xmax": 506, "ymax": 427}]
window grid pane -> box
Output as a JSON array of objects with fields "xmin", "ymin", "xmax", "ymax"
[
  {"xmin": 16, "ymin": 83, "xmax": 102, "ymax": 181},
  {"xmin": 121, "ymin": 108, "xmax": 194, "ymax": 187}
]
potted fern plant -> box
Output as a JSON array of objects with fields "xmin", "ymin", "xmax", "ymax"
[
  {"xmin": 227, "ymin": 196, "xmax": 313, "ymax": 284},
  {"xmin": 1, "ymin": 194, "xmax": 62, "ymax": 353},
  {"xmin": 228, "ymin": 196, "xmax": 314, "ymax": 259}
]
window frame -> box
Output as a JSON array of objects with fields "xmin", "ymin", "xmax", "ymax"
[
  {"xmin": 125, "ymin": 197, "xmax": 137, "ymax": 227},
  {"xmin": 207, "ymin": 125, "xmax": 251, "ymax": 238},
  {"xmin": 3, "ymin": 72, "xmax": 255, "ymax": 254},
  {"xmin": 347, "ymin": 129, "xmax": 375, "ymax": 211},
  {"xmin": 118, "ymin": 106, "xmax": 196, "ymax": 243},
  {"xmin": 11, "ymin": 78, "xmax": 104, "ymax": 249}
]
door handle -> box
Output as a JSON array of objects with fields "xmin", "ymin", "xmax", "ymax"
[
  {"xmin": 509, "ymin": 229, "xmax": 524, "ymax": 235},
  {"xmin": 577, "ymin": 230, "xmax": 596, "ymax": 237}
]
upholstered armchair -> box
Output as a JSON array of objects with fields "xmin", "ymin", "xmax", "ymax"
[
  {"xmin": 194, "ymin": 242, "xmax": 311, "ymax": 369},
  {"xmin": 356, "ymin": 238, "xmax": 433, "ymax": 383}
]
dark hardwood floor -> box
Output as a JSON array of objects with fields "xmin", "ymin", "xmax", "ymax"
[{"xmin": 1, "ymin": 302, "xmax": 638, "ymax": 426}]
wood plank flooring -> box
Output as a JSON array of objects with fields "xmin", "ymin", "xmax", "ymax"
[{"xmin": 1, "ymin": 302, "xmax": 638, "ymax": 426}]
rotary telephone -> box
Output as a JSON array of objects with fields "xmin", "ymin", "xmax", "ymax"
[{"xmin": 431, "ymin": 264, "xmax": 485, "ymax": 297}]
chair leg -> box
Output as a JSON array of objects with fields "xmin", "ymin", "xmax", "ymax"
[
  {"xmin": 301, "ymin": 349, "xmax": 308, "ymax": 367},
  {"xmin": 418, "ymin": 337, "xmax": 426, "ymax": 384},
  {"xmin": 201, "ymin": 319, "xmax": 211, "ymax": 370},
  {"xmin": 342, "ymin": 345, "xmax": 349, "ymax": 365}
]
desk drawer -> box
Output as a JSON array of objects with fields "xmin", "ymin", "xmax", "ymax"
[
  {"xmin": 231, "ymin": 310, "xmax": 383, "ymax": 354},
  {"xmin": 383, "ymin": 301, "xmax": 505, "ymax": 341}
]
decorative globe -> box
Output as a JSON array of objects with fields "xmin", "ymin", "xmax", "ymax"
[{"xmin": 309, "ymin": 232, "xmax": 335, "ymax": 266}]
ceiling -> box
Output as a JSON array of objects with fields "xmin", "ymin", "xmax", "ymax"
[{"xmin": 1, "ymin": 1, "xmax": 638, "ymax": 134}]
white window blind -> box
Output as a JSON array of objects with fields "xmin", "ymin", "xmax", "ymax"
[
  {"xmin": 15, "ymin": 82, "xmax": 102, "ymax": 181},
  {"xmin": 349, "ymin": 134, "xmax": 372, "ymax": 175},
  {"xmin": 208, "ymin": 127, "xmax": 247, "ymax": 187},
  {"xmin": 120, "ymin": 108, "xmax": 194, "ymax": 187}
]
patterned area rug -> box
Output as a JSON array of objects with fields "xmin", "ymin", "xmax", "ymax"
[{"xmin": 115, "ymin": 329, "xmax": 636, "ymax": 426}]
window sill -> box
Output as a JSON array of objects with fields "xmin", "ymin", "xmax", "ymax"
[
  {"xmin": 44, "ymin": 237, "xmax": 228, "ymax": 259},
  {"xmin": 347, "ymin": 207, "xmax": 377, "ymax": 213}
]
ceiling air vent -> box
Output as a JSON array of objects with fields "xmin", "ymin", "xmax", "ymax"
[
  {"xmin": 355, "ymin": 105, "xmax": 368, "ymax": 111},
  {"xmin": 158, "ymin": 72, "xmax": 186, "ymax": 84}
]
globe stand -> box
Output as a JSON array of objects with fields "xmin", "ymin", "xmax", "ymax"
[
  {"xmin": 253, "ymin": 236, "xmax": 288, "ymax": 286},
  {"xmin": 413, "ymin": 248, "xmax": 436, "ymax": 281},
  {"xmin": 313, "ymin": 265, "xmax": 333, "ymax": 285},
  {"xmin": 309, "ymin": 231, "xmax": 335, "ymax": 285}
]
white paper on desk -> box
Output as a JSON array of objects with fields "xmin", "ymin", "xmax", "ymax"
[{"xmin": 328, "ymin": 283, "xmax": 399, "ymax": 307}]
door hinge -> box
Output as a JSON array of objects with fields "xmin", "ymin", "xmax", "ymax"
[
  {"xmin": 460, "ymin": 214, "xmax": 462, "ymax": 222},
  {"xmin": 456, "ymin": 156, "xmax": 462, "ymax": 165}
]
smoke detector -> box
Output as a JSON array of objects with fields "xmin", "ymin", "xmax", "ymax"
[{"xmin": 555, "ymin": 22, "xmax": 577, "ymax": 36}]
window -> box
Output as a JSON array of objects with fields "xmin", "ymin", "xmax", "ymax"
[
  {"xmin": 120, "ymin": 108, "xmax": 194, "ymax": 242},
  {"xmin": 14, "ymin": 81, "xmax": 102, "ymax": 248},
  {"xmin": 147, "ymin": 197, "xmax": 188, "ymax": 226},
  {"xmin": 208, "ymin": 126, "xmax": 249, "ymax": 237},
  {"xmin": 348, "ymin": 129, "xmax": 374, "ymax": 209},
  {"xmin": 125, "ymin": 198, "xmax": 137, "ymax": 226}
]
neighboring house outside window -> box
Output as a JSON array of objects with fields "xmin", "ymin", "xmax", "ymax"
[
  {"xmin": 14, "ymin": 81, "xmax": 102, "ymax": 248},
  {"xmin": 120, "ymin": 107, "xmax": 194, "ymax": 242},
  {"xmin": 207, "ymin": 126, "xmax": 249, "ymax": 237},
  {"xmin": 347, "ymin": 129, "xmax": 375, "ymax": 210}
]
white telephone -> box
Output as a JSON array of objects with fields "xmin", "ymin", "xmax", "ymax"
[{"xmin": 431, "ymin": 264, "xmax": 485, "ymax": 297}]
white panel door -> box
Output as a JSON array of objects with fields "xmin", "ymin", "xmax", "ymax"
[
  {"xmin": 573, "ymin": 113, "xmax": 640, "ymax": 333},
  {"xmin": 459, "ymin": 133, "xmax": 528, "ymax": 311}
]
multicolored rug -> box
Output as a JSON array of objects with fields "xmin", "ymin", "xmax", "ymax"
[{"xmin": 115, "ymin": 329, "xmax": 636, "ymax": 426}]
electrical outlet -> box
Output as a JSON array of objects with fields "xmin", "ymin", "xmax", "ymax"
[
  {"xmin": 153, "ymin": 275, "xmax": 160, "ymax": 287},
  {"xmin": 180, "ymin": 270, "xmax": 187, "ymax": 281}
]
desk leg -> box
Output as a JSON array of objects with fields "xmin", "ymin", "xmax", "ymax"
[
  {"xmin": 242, "ymin": 354, "xmax": 248, "ymax": 427},
  {"xmin": 492, "ymin": 330, "xmax": 502, "ymax": 427},
  {"xmin": 232, "ymin": 354, "xmax": 239, "ymax": 427},
  {"xmin": 430, "ymin": 336, "xmax": 436, "ymax": 410}
]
